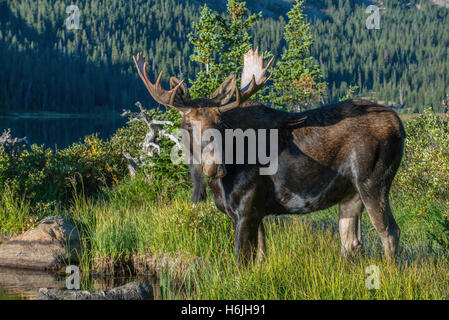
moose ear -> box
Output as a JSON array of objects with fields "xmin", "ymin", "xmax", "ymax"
[
  {"xmin": 170, "ymin": 77, "xmax": 191, "ymax": 105},
  {"xmin": 211, "ymin": 75, "xmax": 236, "ymax": 106}
]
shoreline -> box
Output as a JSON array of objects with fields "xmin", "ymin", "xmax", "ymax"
[{"xmin": 0, "ymin": 112, "xmax": 123, "ymax": 120}]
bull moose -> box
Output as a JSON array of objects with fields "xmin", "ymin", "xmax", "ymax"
[{"xmin": 133, "ymin": 48, "xmax": 405, "ymax": 265}]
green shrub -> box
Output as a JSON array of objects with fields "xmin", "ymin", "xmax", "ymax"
[
  {"xmin": 113, "ymin": 106, "xmax": 190, "ymax": 187},
  {"xmin": 393, "ymin": 109, "xmax": 449, "ymax": 247},
  {"xmin": 0, "ymin": 105, "xmax": 190, "ymax": 217},
  {"xmin": 0, "ymin": 182, "xmax": 34, "ymax": 234},
  {"xmin": 111, "ymin": 121, "xmax": 148, "ymax": 157},
  {"xmin": 0, "ymin": 135, "xmax": 127, "ymax": 206},
  {"xmin": 0, "ymin": 148, "xmax": 10, "ymax": 187}
]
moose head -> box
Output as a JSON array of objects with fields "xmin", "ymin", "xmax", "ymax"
[{"xmin": 133, "ymin": 49, "xmax": 274, "ymax": 179}]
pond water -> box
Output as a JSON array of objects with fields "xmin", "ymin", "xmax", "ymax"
[
  {"xmin": 0, "ymin": 267, "xmax": 166, "ymax": 300},
  {"xmin": 0, "ymin": 114, "xmax": 127, "ymax": 149}
]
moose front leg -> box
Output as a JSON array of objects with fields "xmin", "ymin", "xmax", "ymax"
[
  {"xmin": 189, "ymin": 163, "xmax": 207, "ymax": 203},
  {"xmin": 234, "ymin": 216, "xmax": 262, "ymax": 266},
  {"xmin": 257, "ymin": 221, "xmax": 266, "ymax": 262}
]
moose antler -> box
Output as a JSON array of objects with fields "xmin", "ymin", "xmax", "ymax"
[
  {"xmin": 132, "ymin": 52, "xmax": 190, "ymax": 110},
  {"xmin": 218, "ymin": 48, "xmax": 274, "ymax": 113}
]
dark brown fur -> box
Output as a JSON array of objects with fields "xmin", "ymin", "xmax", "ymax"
[{"xmin": 184, "ymin": 99, "xmax": 405, "ymax": 265}]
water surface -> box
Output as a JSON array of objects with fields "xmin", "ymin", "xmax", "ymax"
[
  {"xmin": 0, "ymin": 267, "xmax": 66, "ymax": 300},
  {"xmin": 0, "ymin": 113, "xmax": 127, "ymax": 149},
  {"xmin": 0, "ymin": 267, "xmax": 163, "ymax": 300}
]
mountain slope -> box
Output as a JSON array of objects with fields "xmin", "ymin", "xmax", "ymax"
[
  {"xmin": 192, "ymin": 0, "xmax": 295, "ymax": 17},
  {"xmin": 0, "ymin": 0, "xmax": 448, "ymax": 114}
]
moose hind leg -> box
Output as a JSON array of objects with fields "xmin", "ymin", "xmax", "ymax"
[
  {"xmin": 257, "ymin": 221, "xmax": 266, "ymax": 262},
  {"xmin": 359, "ymin": 191, "xmax": 400, "ymax": 264},
  {"xmin": 352, "ymin": 135, "xmax": 403, "ymax": 264},
  {"xmin": 339, "ymin": 193, "xmax": 364, "ymax": 258}
]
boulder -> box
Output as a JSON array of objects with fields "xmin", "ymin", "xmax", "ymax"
[
  {"xmin": 37, "ymin": 282, "xmax": 154, "ymax": 300},
  {"xmin": 0, "ymin": 216, "xmax": 81, "ymax": 271}
]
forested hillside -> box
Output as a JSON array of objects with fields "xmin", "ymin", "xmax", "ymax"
[
  {"xmin": 311, "ymin": 0, "xmax": 449, "ymax": 111},
  {"xmin": 193, "ymin": 0, "xmax": 296, "ymax": 17},
  {"xmin": 0, "ymin": 0, "xmax": 448, "ymax": 113}
]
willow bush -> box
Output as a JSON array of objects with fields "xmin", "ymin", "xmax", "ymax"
[
  {"xmin": 0, "ymin": 107, "xmax": 189, "ymax": 211},
  {"xmin": 393, "ymin": 109, "xmax": 449, "ymax": 248}
]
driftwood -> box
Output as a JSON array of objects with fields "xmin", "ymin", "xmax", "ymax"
[
  {"xmin": 121, "ymin": 102, "xmax": 182, "ymax": 177},
  {"xmin": 0, "ymin": 129, "xmax": 28, "ymax": 159}
]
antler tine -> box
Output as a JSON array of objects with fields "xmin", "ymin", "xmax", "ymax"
[
  {"xmin": 169, "ymin": 79, "xmax": 185, "ymax": 106},
  {"xmin": 218, "ymin": 74, "xmax": 262, "ymax": 113},
  {"xmin": 218, "ymin": 49, "xmax": 274, "ymax": 113},
  {"xmin": 151, "ymin": 71, "xmax": 163, "ymax": 90},
  {"xmin": 133, "ymin": 53, "xmax": 188, "ymax": 110},
  {"xmin": 264, "ymin": 56, "xmax": 275, "ymax": 74},
  {"xmin": 240, "ymin": 74, "xmax": 257, "ymax": 101},
  {"xmin": 133, "ymin": 53, "xmax": 152, "ymax": 95},
  {"xmin": 217, "ymin": 77, "xmax": 240, "ymax": 113}
]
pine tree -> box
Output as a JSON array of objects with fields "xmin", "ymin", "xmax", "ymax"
[
  {"xmin": 268, "ymin": 0, "xmax": 327, "ymax": 111},
  {"xmin": 187, "ymin": 5, "xmax": 225, "ymax": 98},
  {"xmin": 188, "ymin": 1, "xmax": 260, "ymax": 99},
  {"xmin": 221, "ymin": 0, "xmax": 260, "ymax": 80},
  {"xmin": 188, "ymin": 5, "xmax": 223, "ymax": 76}
]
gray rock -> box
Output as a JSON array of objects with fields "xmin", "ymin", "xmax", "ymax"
[
  {"xmin": 37, "ymin": 282, "xmax": 154, "ymax": 300},
  {"xmin": 0, "ymin": 216, "xmax": 81, "ymax": 271}
]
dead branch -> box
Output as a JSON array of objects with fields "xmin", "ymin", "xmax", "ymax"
[
  {"xmin": 0, "ymin": 129, "xmax": 28, "ymax": 159},
  {"xmin": 121, "ymin": 102, "xmax": 182, "ymax": 177}
]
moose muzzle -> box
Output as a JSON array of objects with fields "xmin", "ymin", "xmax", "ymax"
[{"xmin": 203, "ymin": 163, "xmax": 227, "ymax": 179}]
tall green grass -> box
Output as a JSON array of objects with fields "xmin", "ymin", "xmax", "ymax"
[
  {"xmin": 0, "ymin": 184, "xmax": 32, "ymax": 235},
  {"xmin": 2, "ymin": 161, "xmax": 448, "ymax": 299},
  {"xmin": 49, "ymin": 172, "xmax": 449, "ymax": 300},
  {"xmin": 2, "ymin": 157, "xmax": 448, "ymax": 299}
]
